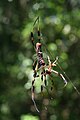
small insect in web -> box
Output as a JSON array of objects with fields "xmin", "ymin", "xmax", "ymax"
[{"xmin": 30, "ymin": 17, "xmax": 80, "ymax": 112}]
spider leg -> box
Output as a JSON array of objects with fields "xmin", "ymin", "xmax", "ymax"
[
  {"xmin": 41, "ymin": 70, "xmax": 44, "ymax": 92},
  {"xmin": 51, "ymin": 69, "xmax": 67, "ymax": 87},
  {"xmin": 41, "ymin": 69, "xmax": 47, "ymax": 92},
  {"xmin": 31, "ymin": 32, "xmax": 34, "ymax": 46},
  {"xmin": 33, "ymin": 16, "xmax": 39, "ymax": 27},
  {"xmin": 35, "ymin": 17, "xmax": 41, "ymax": 43},
  {"xmin": 52, "ymin": 56, "xmax": 58, "ymax": 66},
  {"xmin": 31, "ymin": 86, "xmax": 40, "ymax": 113},
  {"xmin": 32, "ymin": 16, "xmax": 41, "ymax": 43},
  {"xmin": 31, "ymin": 61, "xmax": 40, "ymax": 112},
  {"xmin": 49, "ymin": 75, "xmax": 54, "ymax": 91},
  {"xmin": 38, "ymin": 28, "xmax": 41, "ymax": 43},
  {"xmin": 43, "ymin": 69, "xmax": 47, "ymax": 86},
  {"xmin": 41, "ymin": 69, "xmax": 53, "ymax": 100}
]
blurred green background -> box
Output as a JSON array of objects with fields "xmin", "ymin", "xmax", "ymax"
[{"xmin": 0, "ymin": 0, "xmax": 80, "ymax": 120}]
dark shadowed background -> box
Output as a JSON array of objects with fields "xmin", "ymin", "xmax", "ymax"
[{"xmin": 0, "ymin": 0, "xmax": 80, "ymax": 120}]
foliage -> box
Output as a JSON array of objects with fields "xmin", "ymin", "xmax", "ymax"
[
  {"xmin": 21, "ymin": 114, "xmax": 39, "ymax": 120},
  {"xmin": 0, "ymin": 0, "xmax": 80, "ymax": 120}
]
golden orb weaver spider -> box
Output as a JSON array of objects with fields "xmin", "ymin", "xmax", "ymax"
[{"xmin": 30, "ymin": 17, "xmax": 80, "ymax": 112}]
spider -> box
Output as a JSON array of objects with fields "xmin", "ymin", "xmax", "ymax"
[{"xmin": 30, "ymin": 17, "xmax": 67, "ymax": 112}]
